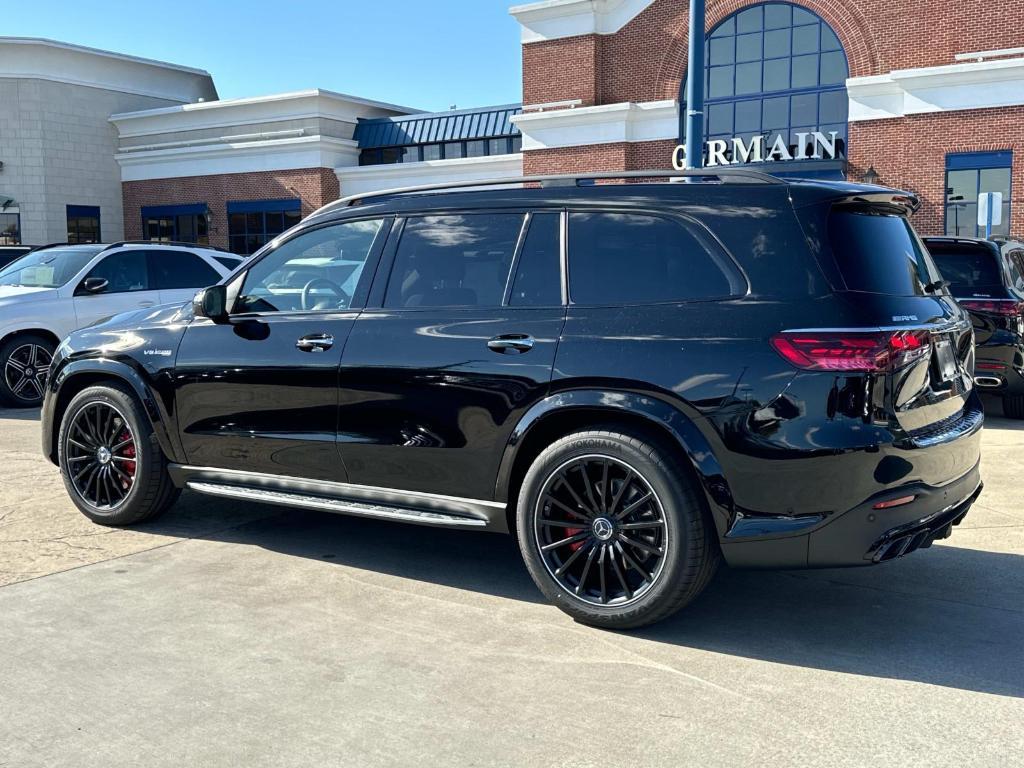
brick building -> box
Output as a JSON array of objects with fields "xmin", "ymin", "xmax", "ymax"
[{"xmin": 509, "ymin": 0, "xmax": 1024, "ymax": 238}]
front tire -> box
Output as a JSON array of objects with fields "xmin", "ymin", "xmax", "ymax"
[
  {"xmin": 58, "ymin": 383, "xmax": 179, "ymax": 526},
  {"xmin": 0, "ymin": 334, "xmax": 55, "ymax": 408},
  {"xmin": 1003, "ymin": 394, "xmax": 1024, "ymax": 420},
  {"xmin": 516, "ymin": 429, "xmax": 719, "ymax": 629}
]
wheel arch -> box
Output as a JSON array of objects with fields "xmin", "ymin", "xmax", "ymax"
[
  {"xmin": 0, "ymin": 327, "xmax": 62, "ymax": 350},
  {"xmin": 45, "ymin": 359, "xmax": 179, "ymax": 465},
  {"xmin": 495, "ymin": 390, "xmax": 734, "ymax": 538}
]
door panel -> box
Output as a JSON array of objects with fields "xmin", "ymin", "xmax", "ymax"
[
  {"xmin": 174, "ymin": 313, "xmax": 356, "ymax": 480},
  {"xmin": 337, "ymin": 210, "xmax": 565, "ymax": 500},
  {"xmin": 337, "ymin": 308, "xmax": 563, "ymax": 499},
  {"xmin": 172, "ymin": 217, "xmax": 389, "ymax": 481}
]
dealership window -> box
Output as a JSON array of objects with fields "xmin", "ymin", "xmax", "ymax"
[
  {"xmin": 0, "ymin": 208, "xmax": 20, "ymax": 245},
  {"xmin": 142, "ymin": 204, "xmax": 210, "ymax": 245},
  {"xmin": 681, "ymin": 1, "xmax": 849, "ymax": 176},
  {"xmin": 359, "ymin": 135, "xmax": 522, "ymax": 166},
  {"xmin": 66, "ymin": 205, "xmax": 100, "ymax": 244},
  {"xmin": 945, "ymin": 151, "xmax": 1013, "ymax": 237},
  {"xmin": 227, "ymin": 199, "xmax": 302, "ymax": 256}
]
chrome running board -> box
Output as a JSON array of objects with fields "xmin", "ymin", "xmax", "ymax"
[{"xmin": 188, "ymin": 482, "xmax": 490, "ymax": 529}]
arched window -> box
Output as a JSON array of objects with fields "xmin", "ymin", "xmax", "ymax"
[{"xmin": 681, "ymin": 2, "xmax": 849, "ymax": 176}]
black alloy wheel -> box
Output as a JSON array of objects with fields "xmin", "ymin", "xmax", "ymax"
[
  {"xmin": 534, "ymin": 455, "xmax": 668, "ymax": 606},
  {"xmin": 64, "ymin": 401, "xmax": 138, "ymax": 510},
  {"xmin": 2, "ymin": 341, "xmax": 52, "ymax": 405}
]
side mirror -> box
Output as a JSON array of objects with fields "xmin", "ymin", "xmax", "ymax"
[
  {"xmin": 80, "ymin": 277, "xmax": 109, "ymax": 295},
  {"xmin": 193, "ymin": 285, "xmax": 229, "ymax": 323}
]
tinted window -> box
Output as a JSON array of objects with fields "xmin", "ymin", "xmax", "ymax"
[
  {"xmin": 83, "ymin": 251, "xmax": 150, "ymax": 293},
  {"xmin": 568, "ymin": 213, "xmax": 737, "ymax": 304},
  {"xmin": 215, "ymin": 256, "xmax": 244, "ymax": 270},
  {"xmin": 829, "ymin": 211, "xmax": 942, "ymax": 296},
  {"xmin": 385, "ymin": 214, "xmax": 523, "ymax": 308},
  {"xmin": 510, "ymin": 213, "xmax": 561, "ymax": 306},
  {"xmin": 237, "ymin": 219, "xmax": 383, "ymax": 313},
  {"xmin": 926, "ymin": 242, "xmax": 1003, "ymax": 295},
  {"xmin": 148, "ymin": 251, "xmax": 220, "ymax": 290}
]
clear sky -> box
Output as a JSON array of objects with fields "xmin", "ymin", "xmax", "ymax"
[{"xmin": 4, "ymin": 0, "xmax": 524, "ymax": 112}]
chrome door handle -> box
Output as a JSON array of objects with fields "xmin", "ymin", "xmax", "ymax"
[
  {"xmin": 296, "ymin": 333, "xmax": 334, "ymax": 353},
  {"xmin": 487, "ymin": 334, "xmax": 535, "ymax": 354}
]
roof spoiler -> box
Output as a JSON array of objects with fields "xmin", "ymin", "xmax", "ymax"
[{"xmin": 831, "ymin": 190, "xmax": 921, "ymax": 215}]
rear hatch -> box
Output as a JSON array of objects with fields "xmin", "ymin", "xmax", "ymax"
[{"xmin": 786, "ymin": 194, "xmax": 976, "ymax": 440}]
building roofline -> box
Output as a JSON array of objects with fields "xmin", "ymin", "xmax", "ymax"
[
  {"xmin": 0, "ymin": 36, "xmax": 211, "ymax": 78},
  {"xmin": 358, "ymin": 103, "xmax": 523, "ymax": 125},
  {"xmin": 109, "ymin": 88, "xmax": 421, "ymax": 122}
]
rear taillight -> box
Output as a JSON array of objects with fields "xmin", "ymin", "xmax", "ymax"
[
  {"xmin": 770, "ymin": 330, "xmax": 930, "ymax": 372},
  {"xmin": 959, "ymin": 299, "xmax": 1024, "ymax": 317}
]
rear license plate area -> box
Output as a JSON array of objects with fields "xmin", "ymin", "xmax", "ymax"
[{"xmin": 934, "ymin": 339, "xmax": 959, "ymax": 382}]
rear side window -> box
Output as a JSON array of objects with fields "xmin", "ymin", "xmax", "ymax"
[
  {"xmin": 385, "ymin": 214, "xmax": 523, "ymax": 308},
  {"xmin": 509, "ymin": 212, "xmax": 561, "ymax": 306},
  {"xmin": 567, "ymin": 212, "xmax": 739, "ymax": 305},
  {"xmin": 926, "ymin": 242, "xmax": 1003, "ymax": 295},
  {"xmin": 215, "ymin": 256, "xmax": 243, "ymax": 270},
  {"xmin": 147, "ymin": 250, "xmax": 220, "ymax": 290},
  {"xmin": 828, "ymin": 211, "xmax": 942, "ymax": 296}
]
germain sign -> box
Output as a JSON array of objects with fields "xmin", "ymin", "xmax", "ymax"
[{"xmin": 672, "ymin": 131, "xmax": 841, "ymax": 170}]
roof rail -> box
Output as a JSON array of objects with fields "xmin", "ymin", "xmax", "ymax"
[
  {"xmin": 105, "ymin": 240, "xmax": 232, "ymax": 253},
  {"xmin": 310, "ymin": 168, "xmax": 786, "ymax": 219},
  {"xmin": 29, "ymin": 241, "xmax": 106, "ymax": 252}
]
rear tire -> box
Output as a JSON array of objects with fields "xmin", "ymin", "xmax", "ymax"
[
  {"xmin": 58, "ymin": 383, "xmax": 180, "ymax": 526},
  {"xmin": 516, "ymin": 428, "xmax": 719, "ymax": 629},
  {"xmin": 0, "ymin": 334, "xmax": 55, "ymax": 408},
  {"xmin": 1003, "ymin": 394, "xmax": 1024, "ymax": 420}
]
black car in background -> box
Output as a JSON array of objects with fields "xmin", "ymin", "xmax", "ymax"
[
  {"xmin": 924, "ymin": 236, "xmax": 1024, "ymax": 418},
  {"xmin": 0, "ymin": 245, "xmax": 36, "ymax": 269},
  {"xmin": 41, "ymin": 171, "xmax": 983, "ymax": 629}
]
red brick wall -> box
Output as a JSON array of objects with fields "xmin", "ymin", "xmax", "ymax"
[
  {"xmin": 122, "ymin": 168, "xmax": 340, "ymax": 250},
  {"xmin": 849, "ymin": 107, "xmax": 1024, "ymax": 237},
  {"xmin": 523, "ymin": 0, "xmax": 1024, "ymax": 106}
]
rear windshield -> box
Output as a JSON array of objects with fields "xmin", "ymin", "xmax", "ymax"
[
  {"xmin": 828, "ymin": 210, "xmax": 943, "ymax": 296},
  {"xmin": 925, "ymin": 242, "xmax": 1003, "ymax": 295}
]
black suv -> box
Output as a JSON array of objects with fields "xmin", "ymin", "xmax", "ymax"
[
  {"xmin": 923, "ymin": 236, "xmax": 1024, "ymax": 418},
  {"xmin": 42, "ymin": 171, "xmax": 984, "ymax": 629}
]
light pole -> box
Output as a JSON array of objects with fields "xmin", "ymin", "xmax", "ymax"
[{"xmin": 684, "ymin": 0, "xmax": 706, "ymax": 170}]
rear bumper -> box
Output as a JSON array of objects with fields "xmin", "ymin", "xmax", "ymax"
[
  {"xmin": 721, "ymin": 460, "xmax": 983, "ymax": 570},
  {"xmin": 973, "ymin": 341, "xmax": 1024, "ymax": 395}
]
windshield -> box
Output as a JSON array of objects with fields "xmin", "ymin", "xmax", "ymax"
[
  {"xmin": 0, "ymin": 247, "xmax": 103, "ymax": 288},
  {"xmin": 925, "ymin": 242, "xmax": 1004, "ymax": 296},
  {"xmin": 828, "ymin": 210, "xmax": 944, "ymax": 297}
]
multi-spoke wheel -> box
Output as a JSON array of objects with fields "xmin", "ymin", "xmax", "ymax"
[
  {"xmin": 517, "ymin": 429, "xmax": 719, "ymax": 629},
  {"xmin": 0, "ymin": 335, "xmax": 54, "ymax": 407},
  {"xmin": 535, "ymin": 455, "xmax": 667, "ymax": 607},
  {"xmin": 65, "ymin": 402, "xmax": 138, "ymax": 510},
  {"xmin": 58, "ymin": 383, "xmax": 180, "ymax": 526}
]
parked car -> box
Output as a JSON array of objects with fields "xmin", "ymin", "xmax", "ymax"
[
  {"xmin": 41, "ymin": 171, "xmax": 984, "ymax": 629},
  {"xmin": 0, "ymin": 241, "xmax": 243, "ymax": 407},
  {"xmin": 0, "ymin": 245, "xmax": 36, "ymax": 270},
  {"xmin": 923, "ymin": 236, "xmax": 1024, "ymax": 418}
]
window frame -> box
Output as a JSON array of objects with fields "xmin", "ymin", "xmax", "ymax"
[
  {"xmin": 141, "ymin": 203, "xmax": 210, "ymax": 245},
  {"xmin": 943, "ymin": 151, "xmax": 1013, "ymax": 238},
  {"xmin": 0, "ymin": 209, "xmax": 20, "ymax": 246},
  {"xmin": 565, "ymin": 207, "xmax": 749, "ymax": 307},
  {"xmin": 75, "ymin": 249, "xmax": 153, "ymax": 296},
  {"xmin": 66, "ymin": 205, "xmax": 101, "ymax": 244},
  {"xmin": 369, "ymin": 208, "xmax": 568, "ymax": 312},
  {"xmin": 226, "ymin": 215, "xmax": 393, "ymax": 318},
  {"xmin": 226, "ymin": 198, "xmax": 302, "ymax": 256}
]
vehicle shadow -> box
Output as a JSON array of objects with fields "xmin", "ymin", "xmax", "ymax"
[
  {"xmin": 0, "ymin": 407, "xmax": 42, "ymax": 422},
  {"xmin": 145, "ymin": 496, "xmax": 1024, "ymax": 699}
]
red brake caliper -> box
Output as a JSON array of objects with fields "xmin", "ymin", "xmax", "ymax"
[{"xmin": 117, "ymin": 429, "xmax": 136, "ymax": 488}]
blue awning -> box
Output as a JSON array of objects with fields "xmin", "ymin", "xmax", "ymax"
[{"xmin": 355, "ymin": 104, "xmax": 522, "ymax": 149}]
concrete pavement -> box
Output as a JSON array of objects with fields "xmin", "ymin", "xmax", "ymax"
[{"xmin": 1, "ymin": 399, "xmax": 1022, "ymax": 767}]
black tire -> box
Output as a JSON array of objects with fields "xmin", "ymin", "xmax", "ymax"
[
  {"xmin": 516, "ymin": 428, "xmax": 719, "ymax": 629},
  {"xmin": 58, "ymin": 383, "xmax": 180, "ymax": 526},
  {"xmin": 1004, "ymin": 394, "xmax": 1024, "ymax": 420},
  {"xmin": 0, "ymin": 333, "xmax": 55, "ymax": 408}
]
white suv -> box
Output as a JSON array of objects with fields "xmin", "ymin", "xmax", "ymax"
[{"xmin": 0, "ymin": 242, "xmax": 243, "ymax": 407}]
